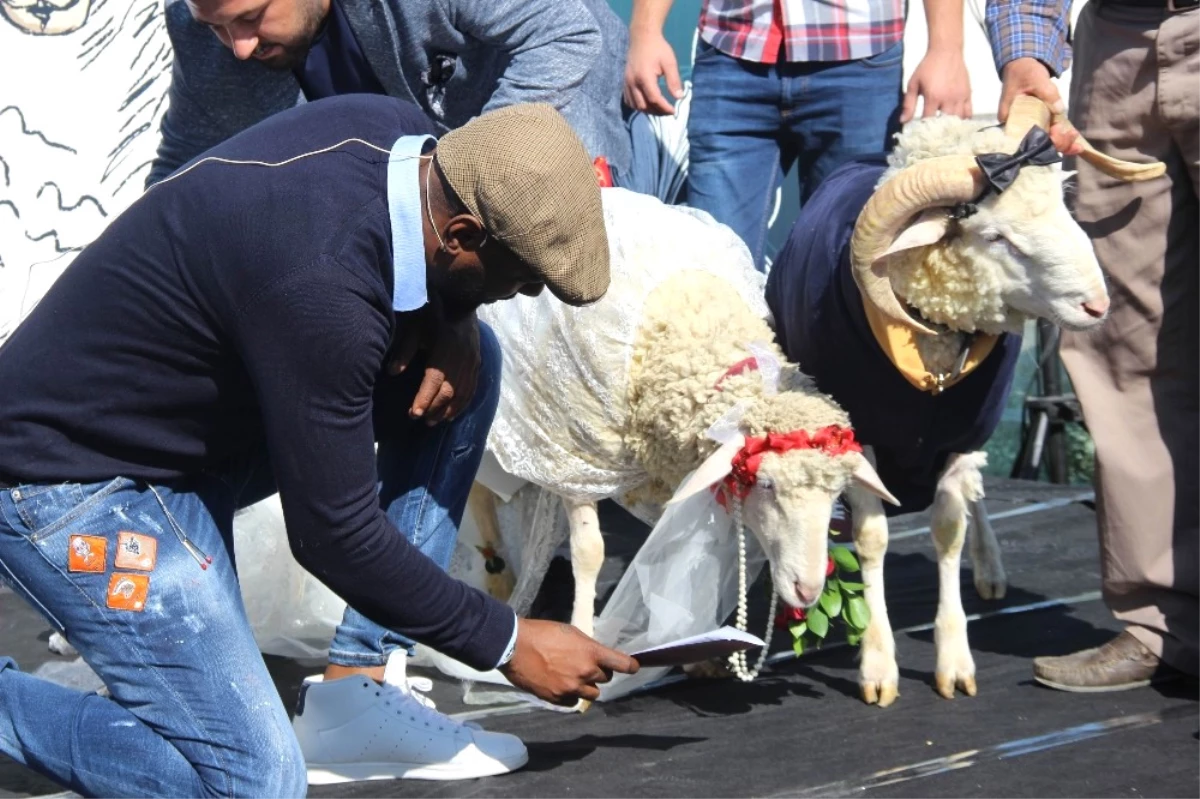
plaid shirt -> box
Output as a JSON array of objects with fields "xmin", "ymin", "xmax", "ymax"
[
  {"xmin": 698, "ymin": 0, "xmax": 906, "ymax": 63},
  {"xmin": 985, "ymin": 0, "xmax": 1073, "ymax": 77}
]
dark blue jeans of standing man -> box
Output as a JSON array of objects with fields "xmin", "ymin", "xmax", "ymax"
[
  {"xmin": 0, "ymin": 324, "xmax": 501, "ymax": 798},
  {"xmin": 686, "ymin": 39, "xmax": 905, "ymax": 271}
]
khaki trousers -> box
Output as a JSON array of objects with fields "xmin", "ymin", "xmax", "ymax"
[{"xmin": 1062, "ymin": 0, "xmax": 1199, "ymax": 674}]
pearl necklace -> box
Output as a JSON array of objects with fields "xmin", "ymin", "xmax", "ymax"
[{"xmin": 727, "ymin": 493, "xmax": 777, "ymax": 682}]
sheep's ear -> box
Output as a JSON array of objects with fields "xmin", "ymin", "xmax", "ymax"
[
  {"xmin": 878, "ymin": 209, "xmax": 951, "ymax": 260},
  {"xmin": 668, "ymin": 434, "xmax": 746, "ymax": 505},
  {"xmin": 851, "ymin": 458, "xmax": 901, "ymax": 507}
]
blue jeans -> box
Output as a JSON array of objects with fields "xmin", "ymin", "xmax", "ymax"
[
  {"xmin": 0, "ymin": 324, "xmax": 501, "ymax": 797},
  {"xmin": 686, "ymin": 40, "xmax": 905, "ymax": 270}
]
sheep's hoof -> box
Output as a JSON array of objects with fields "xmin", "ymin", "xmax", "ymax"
[
  {"xmin": 934, "ymin": 671, "xmax": 977, "ymax": 699},
  {"xmin": 973, "ymin": 571, "xmax": 1008, "ymax": 601},
  {"xmin": 684, "ymin": 658, "xmax": 733, "ymax": 680},
  {"xmin": 861, "ymin": 680, "xmax": 899, "ymax": 707}
]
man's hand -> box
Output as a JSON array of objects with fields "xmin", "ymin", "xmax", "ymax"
[
  {"xmin": 389, "ymin": 306, "xmax": 481, "ymax": 425},
  {"xmin": 499, "ymin": 618, "xmax": 640, "ymax": 704},
  {"xmin": 624, "ymin": 27, "xmax": 684, "ymax": 115},
  {"xmin": 999, "ymin": 57, "xmax": 1082, "ymax": 155},
  {"xmin": 901, "ymin": 48, "xmax": 972, "ymax": 123}
]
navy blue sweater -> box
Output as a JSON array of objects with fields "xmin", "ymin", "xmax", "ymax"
[
  {"xmin": 765, "ymin": 157, "xmax": 1021, "ymax": 514},
  {"xmin": 0, "ymin": 95, "xmax": 513, "ymax": 670}
]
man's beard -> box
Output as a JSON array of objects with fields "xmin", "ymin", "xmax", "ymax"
[
  {"xmin": 254, "ymin": 0, "xmax": 325, "ymax": 69},
  {"xmin": 431, "ymin": 266, "xmax": 487, "ymax": 321}
]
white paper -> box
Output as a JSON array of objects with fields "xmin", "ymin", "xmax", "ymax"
[{"xmin": 631, "ymin": 626, "xmax": 765, "ymax": 667}]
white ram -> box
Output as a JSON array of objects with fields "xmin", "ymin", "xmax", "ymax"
[{"xmin": 765, "ymin": 97, "xmax": 1164, "ymax": 706}]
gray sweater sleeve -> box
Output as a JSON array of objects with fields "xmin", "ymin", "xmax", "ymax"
[{"xmin": 440, "ymin": 0, "xmax": 602, "ymax": 115}]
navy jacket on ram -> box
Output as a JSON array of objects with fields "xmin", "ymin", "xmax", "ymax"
[{"xmin": 765, "ymin": 157, "xmax": 1022, "ymax": 514}]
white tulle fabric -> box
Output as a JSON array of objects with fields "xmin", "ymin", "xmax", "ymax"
[{"xmin": 477, "ymin": 187, "xmax": 770, "ymax": 502}]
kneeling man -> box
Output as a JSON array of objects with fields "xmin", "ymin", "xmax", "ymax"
[{"xmin": 0, "ymin": 95, "xmax": 635, "ymax": 798}]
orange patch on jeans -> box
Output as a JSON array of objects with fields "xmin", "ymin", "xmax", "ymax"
[
  {"xmin": 106, "ymin": 573, "xmax": 150, "ymax": 612},
  {"xmin": 114, "ymin": 532, "xmax": 157, "ymax": 572},
  {"xmin": 67, "ymin": 535, "xmax": 107, "ymax": 573}
]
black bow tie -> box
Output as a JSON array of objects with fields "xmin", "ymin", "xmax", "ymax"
[
  {"xmin": 976, "ymin": 126, "xmax": 1062, "ymax": 196},
  {"xmin": 950, "ymin": 127, "xmax": 1062, "ymax": 218}
]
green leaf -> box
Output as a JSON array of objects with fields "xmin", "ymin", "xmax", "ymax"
[
  {"xmin": 846, "ymin": 630, "xmax": 864, "ymax": 647},
  {"xmin": 792, "ymin": 636, "xmax": 806, "ymax": 656},
  {"xmin": 806, "ymin": 606, "xmax": 830, "ymax": 638},
  {"xmin": 818, "ymin": 585, "xmax": 843, "ymax": 618},
  {"xmin": 788, "ymin": 621, "xmax": 807, "ymax": 639},
  {"xmin": 847, "ymin": 596, "xmax": 870, "ymax": 629},
  {"xmin": 831, "ymin": 546, "xmax": 860, "ymax": 572},
  {"xmin": 828, "ymin": 527, "xmax": 840, "ymax": 537},
  {"xmin": 838, "ymin": 581, "xmax": 865, "ymax": 593}
]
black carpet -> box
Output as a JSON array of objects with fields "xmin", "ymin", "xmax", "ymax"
[{"xmin": 2, "ymin": 479, "xmax": 1196, "ymax": 798}]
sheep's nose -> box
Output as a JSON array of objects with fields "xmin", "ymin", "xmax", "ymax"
[
  {"xmin": 795, "ymin": 582, "xmax": 822, "ymax": 607},
  {"xmin": 1082, "ymin": 297, "xmax": 1110, "ymax": 318}
]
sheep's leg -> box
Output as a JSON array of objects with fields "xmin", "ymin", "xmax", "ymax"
[
  {"xmin": 467, "ymin": 482, "xmax": 516, "ymax": 602},
  {"xmin": 930, "ymin": 453, "xmax": 986, "ymax": 699},
  {"xmin": 846, "ymin": 447, "xmax": 899, "ymax": 708},
  {"xmin": 967, "ymin": 494, "xmax": 1007, "ymax": 600},
  {"xmin": 564, "ymin": 499, "xmax": 603, "ymax": 638},
  {"xmin": 507, "ymin": 488, "xmax": 566, "ymax": 619}
]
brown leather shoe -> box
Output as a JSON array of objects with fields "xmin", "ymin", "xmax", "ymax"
[{"xmin": 1033, "ymin": 630, "xmax": 1181, "ymax": 693}]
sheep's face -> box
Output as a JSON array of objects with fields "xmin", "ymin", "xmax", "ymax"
[
  {"xmin": 949, "ymin": 167, "xmax": 1109, "ymax": 333},
  {"xmin": 883, "ymin": 120, "xmax": 1110, "ymax": 335},
  {"xmin": 739, "ymin": 450, "xmax": 850, "ymax": 609}
]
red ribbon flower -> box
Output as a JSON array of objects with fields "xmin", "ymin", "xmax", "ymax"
[{"xmin": 719, "ymin": 426, "xmax": 863, "ymax": 503}]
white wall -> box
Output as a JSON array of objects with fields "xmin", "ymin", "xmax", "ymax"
[
  {"xmin": 902, "ymin": 0, "xmax": 1083, "ymax": 120},
  {"xmin": 0, "ymin": 0, "xmax": 171, "ymax": 345}
]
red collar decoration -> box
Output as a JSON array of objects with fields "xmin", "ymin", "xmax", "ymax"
[
  {"xmin": 717, "ymin": 426, "xmax": 863, "ymax": 505},
  {"xmin": 714, "ymin": 357, "xmax": 760, "ymax": 391}
]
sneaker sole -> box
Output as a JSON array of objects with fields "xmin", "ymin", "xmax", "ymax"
[
  {"xmin": 1036, "ymin": 667, "xmax": 1185, "ymax": 691},
  {"xmin": 1034, "ymin": 675, "xmax": 1153, "ymax": 693},
  {"xmin": 306, "ymin": 750, "xmax": 530, "ymax": 784}
]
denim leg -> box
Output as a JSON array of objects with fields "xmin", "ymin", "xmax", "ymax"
[
  {"xmin": 327, "ymin": 321, "xmax": 503, "ymax": 668},
  {"xmin": 0, "ymin": 478, "xmax": 307, "ymax": 798},
  {"xmin": 686, "ymin": 41, "xmax": 788, "ymax": 271},
  {"xmin": 783, "ymin": 41, "xmax": 905, "ymax": 204}
]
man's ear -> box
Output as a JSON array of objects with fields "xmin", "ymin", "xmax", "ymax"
[{"xmin": 442, "ymin": 214, "xmax": 488, "ymax": 255}]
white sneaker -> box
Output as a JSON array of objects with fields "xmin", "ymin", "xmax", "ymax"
[{"xmin": 293, "ymin": 655, "xmax": 529, "ymax": 783}]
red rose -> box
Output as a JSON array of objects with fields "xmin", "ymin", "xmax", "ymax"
[{"xmin": 774, "ymin": 605, "xmax": 807, "ymax": 629}]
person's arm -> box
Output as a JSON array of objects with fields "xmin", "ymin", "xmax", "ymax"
[
  {"xmin": 985, "ymin": 0, "xmax": 1081, "ymax": 152},
  {"xmin": 901, "ymin": 0, "xmax": 972, "ymax": 122},
  {"xmin": 238, "ymin": 262, "xmax": 637, "ymax": 700},
  {"xmin": 237, "ymin": 261, "xmax": 514, "ymax": 669},
  {"xmin": 623, "ymin": 0, "xmax": 683, "ymax": 115},
  {"xmin": 441, "ymin": 0, "xmax": 602, "ymax": 116}
]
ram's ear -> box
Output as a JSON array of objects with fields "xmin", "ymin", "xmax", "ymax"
[
  {"xmin": 851, "ymin": 457, "xmax": 900, "ymax": 507},
  {"xmin": 668, "ymin": 435, "xmax": 745, "ymax": 505},
  {"xmin": 878, "ymin": 209, "xmax": 951, "ymax": 260}
]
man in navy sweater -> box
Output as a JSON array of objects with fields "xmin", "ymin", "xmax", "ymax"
[{"xmin": 0, "ymin": 95, "xmax": 636, "ymax": 797}]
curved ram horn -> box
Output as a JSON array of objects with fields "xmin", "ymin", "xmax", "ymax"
[
  {"xmin": 1008, "ymin": 95, "xmax": 1166, "ymax": 182},
  {"xmin": 850, "ymin": 155, "xmax": 986, "ymax": 336},
  {"xmin": 1066, "ymin": 123, "xmax": 1167, "ymax": 181},
  {"xmin": 1004, "ymin": 95, "xmax": 1053, "ymax": 140}
]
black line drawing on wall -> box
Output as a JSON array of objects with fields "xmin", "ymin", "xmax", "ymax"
[
  {"xmin": 1, "ymin": 0, "xmax": 91, "ymax": 36},
  {"xmin": 1, "ymin": 0, "xmax": 170, "ymax": 344}
]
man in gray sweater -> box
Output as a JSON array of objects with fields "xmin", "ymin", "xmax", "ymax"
[
  {"xmin": 150, "ymin": 0, "xmax": 631, "ymax": 187},
  {"xmin": 149, "ymin": 0, "xmax": 632, "ymax": 784}
]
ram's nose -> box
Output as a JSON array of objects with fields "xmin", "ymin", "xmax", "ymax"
[
  {"xmin": 795, "ymin": 581, "xmax": 822, "ymax": 607},
  {"xmin": 1082, "ymin": 296, "xmax": 1110, "ymax": 318}
]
